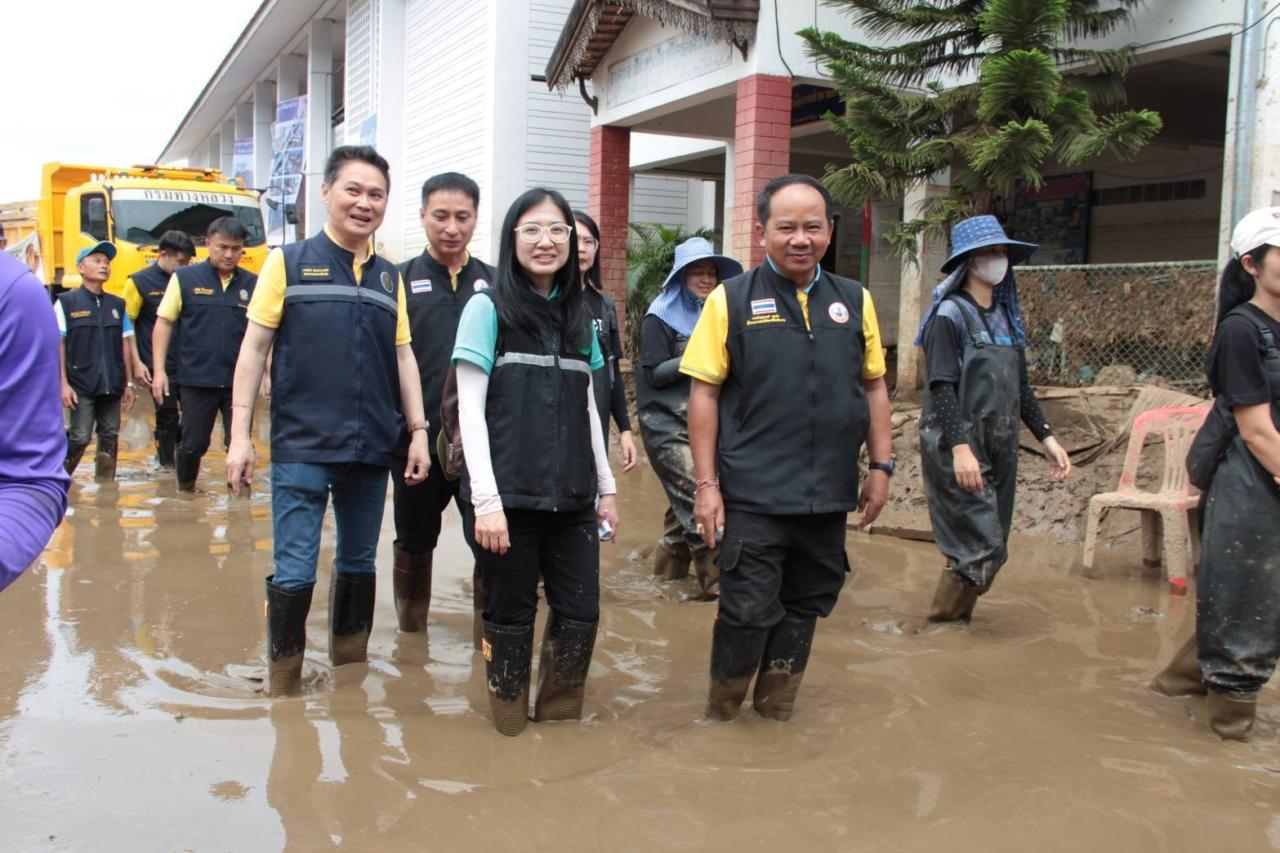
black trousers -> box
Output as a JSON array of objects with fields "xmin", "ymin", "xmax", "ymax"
[
  {"xmin": 178, "ymin": 385, "xmax": 232, "ymax": 457},
  {"xmin": 716, "ymin": 508, "xmax": 850, "ymax": 630},
  {"xmin": 392, "ymin": 454, "xmax": 463, "ymax": 553},
  {"xmin": 462, "ymin": 504, "xmax": 599, "ymax": 626},
  {"xmin": 151, "ymin": 384, "xmax": 180, "ymax": 434}
]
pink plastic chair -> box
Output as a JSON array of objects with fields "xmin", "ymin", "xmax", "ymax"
[{"xmin": 1080, "ymin": 406, "xmax": 1209, "ymax": 594}]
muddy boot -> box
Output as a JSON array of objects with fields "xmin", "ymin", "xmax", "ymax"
[
  {"xmin": 64, "ymin": 442, "xmax": 88, "ymax": 476},
  {"xmin": 94, "ymin": 437, "xmax": 118, "ymax": 481},
  {"xmin": 472, "ymin": 567, "xmax": 486, "ymax": 651},
  {"xmin": 155, "ymin": 428, "xmax": 178, "ymax": 468},
  {"xmin": 482, "ymin": 620, "xmax": 534, "ymax": 737},
  {"xmin": 532, "ymin": 611, "xmax": 598, "ymax": 722},
  {"xmin": 1151, "ymin": 634, "xmax": 1207, "ymax": 697},
  {"xmin": 653, "ymin": 539, "xmax": 691, "ymax": 580},
  {"xmin": 706, "ymin": 618, "xmax": 770, "ymax": 721},
  {"xmin": 927, "ymin": 569, "xmax": 980, "ymax": 623},
  {"xmin": 329, "ymin": 572, "xmax": 375, "ymax": 666},
  {"xmin": 692, "ymin": 547, "xmax": 720, "ymax": 599},
  {"xmin": 175, "ymin": 449, "xmax": 201, "ymax": 492},
  {"xmin": 752, "ymin": 614, "xmax": 817, "ymax": 721},
  {"xmin": 266, "ymin": 575, "xmax": 314, "ymax": 698},
  {"xmin": 392, "ymin": 545, "xmax": 432, "ymax": 633},
  {"xmin": 1207, "ymin": 688, "xmax": 1256, "ymax": 740}
]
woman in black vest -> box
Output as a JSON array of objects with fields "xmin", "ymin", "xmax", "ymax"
[
  {"xmin": 915, "ymin": 215, "xmax": 1071, "ymax": 623},
  {"xmin": 453, "ymin": 188, "xmax": 620, "ymax": 736},
  {"xmin": 573, "ymin": 210, "xmax": 636, "ymax": 472},
  {"xmin": 1152, "ymin": 207, "xmax": 1280, "ymax": 739}
]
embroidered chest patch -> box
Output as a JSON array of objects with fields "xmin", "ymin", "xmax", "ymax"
[
  {"xmin": 410, "ymin": 279, "xmax": 432, "ymax": 294},
  {"xmin": 750, "ymin": 298, "xmax": 777, "ymax": 316}
]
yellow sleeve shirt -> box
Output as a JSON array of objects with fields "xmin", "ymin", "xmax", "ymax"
[
  {"xmin": 122, "ymin": 278, "xmax": 143, "ymax": 320},
  {"xmin": 247, "ymin": 246, "xmax": 411, "ymax": 346},
  {"xmin": 679, "ymin": 280, "xmax": 886, "ymax": 384},
  {"xmin": 155, "ymin": 273, "xmax": 183, "ymax": 322}
]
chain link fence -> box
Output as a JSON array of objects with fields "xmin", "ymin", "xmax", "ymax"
[{"xmin": 1018, "ymin": 260, "xmax": 1217, "ymax": 391}]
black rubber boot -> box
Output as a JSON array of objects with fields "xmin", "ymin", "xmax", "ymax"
[
  {"xmin": 392, "ymin": 544, "xmax": 432, "ymax": 633},
  {"xmin": 1151, "ymin": 634, "xmax": 1207, "ymax": 697},
  {"xmin": 692, "ymin": 546, "xmax": 720, "ymax": 599},
  {"xmin": 705, "ymin": 617, "xmax": 769, "ymax": 721},
  {"xmin": 927, "ymin": 569, "xmax": 980, "ymax": 623},
  {"xmin": 155, "ymin": 428, "xmax": 178, "ymax": 468},
  {"xmin": 472, "ymin": 567, "xmax": 486, "ymax": 651},
  {"xmin": 329, "ymin": 572, "xmax": 376, "ymax": 665},
  {"xmin": 653, "ymin": 539, "xmax": 692, "ymax": 580},
  {"xmin": 752, "ymin": 614, "xmax": 817, "ymax": 721},
  {"xmin": 64, "ymin": 442, "xmax": 88, "ymax": 476},
  {"xmin": 482, "ymin": 620, "xmax": 534, "ymax": 736},
  {"xmin": 533, "ymin": 611, "xmax": 598, "ymax": 722},
  {"xmin": 266, "ymin": 575, "xmax": 314, "ymax": 698},
  {"xmin": 94, "ymin": 436, "xmax": 118, "ymax": 481},
  {"xmin": 1207, "ymin": 688, "xmax": 1256, "ymax": 740},
  {"xmin": 175, "ymin": 449, "xmax": 201, "ymax": 492}
]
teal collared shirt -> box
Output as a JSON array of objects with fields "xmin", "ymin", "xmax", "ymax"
[
  {"xmin": 764, "ymin": 254, "xmax": 822, "ymax": 294},
  {"xmin": 452, "ymin": 285, "xmax": 604, "ymax": 374}
]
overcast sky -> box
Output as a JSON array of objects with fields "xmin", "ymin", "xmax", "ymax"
[{"xmin": 2, "ymin": 0, "xmax": 262, "ymax": 202}]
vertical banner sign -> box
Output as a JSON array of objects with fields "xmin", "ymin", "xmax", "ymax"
[{"xmin": 268, "ymin": 95, "xmax": 308, "ymax": 244}]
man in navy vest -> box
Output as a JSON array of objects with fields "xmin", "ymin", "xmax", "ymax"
[
  {"xmin": 682, "ymin": 175, "xmax": 894, "ymax": 723},
  {"xmin": 123, "ymin": 230, "xmax": 194, "ymax": 469},
  {"xmin": 225, "ymin": 146, "xmax": 431, "ymax": 697},
  {"xmin": 55, "ymin": 242, "xmax": 137, "ymax": 479},
  {"xmin": 151, "ymin": 218, "xmax": 256, "ymax": 491}
]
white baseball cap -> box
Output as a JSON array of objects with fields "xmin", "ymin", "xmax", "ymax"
[{"xmin": 1231, "ymin": 207, "xmax": 1280, "ymax": 257}]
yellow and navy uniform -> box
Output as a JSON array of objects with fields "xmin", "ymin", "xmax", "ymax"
[{"xmin": 156, "ymin": 260, "xmax": 255, "ymax": 389}]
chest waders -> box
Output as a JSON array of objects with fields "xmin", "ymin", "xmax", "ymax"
[
  {"xmin": 1192, "ymin": 320, "xmax": 1280, "ymax": 738},
  {"xmin": 919, "ymin": 297, "xmax": 1022, "ymax": 621}
]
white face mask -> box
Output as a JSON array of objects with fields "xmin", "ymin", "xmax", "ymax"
[{"xmin": 970, "ymin": 255, "xmax": 1009, "ymax": 285}]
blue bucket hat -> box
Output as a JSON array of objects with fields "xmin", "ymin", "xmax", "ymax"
[
  {"xmin": 647, "ymin": 237, "xmax": 743, "ymax": 337},
  {"xmin": 76, "ymin": 241, "xmax": 117, "ymax": 264},
  {"xmin": 939, "ymin": 215, "xmax": 1036, "ymax": 273}
]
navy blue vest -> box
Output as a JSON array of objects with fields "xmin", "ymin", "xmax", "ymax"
[
  {"xmin": 59, "ymin": 286, "xmax": 126, "ymax": 397},
  {"xmin": 128, "ymin": 262, "xmax": 178, "ymax": 377},
  {"xmin": 271, "ymin": 230, "xmax": 402, "ymax": 467},
  {"xmin": 718, "ymin": 264, "xmax": 870, "ymax": 514},
  {"xmin": 173, "ymin": 260, "xmax": 255, "ymax": 388}
]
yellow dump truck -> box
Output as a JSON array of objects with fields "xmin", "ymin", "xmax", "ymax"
[{"xmin": 37, "ymin": 163, "xmax": 268, "ymax": 296}]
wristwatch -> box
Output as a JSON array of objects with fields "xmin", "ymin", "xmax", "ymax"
[{"xmin": 869, "ymin": 460, "xmax": 895, "ymax": 477}]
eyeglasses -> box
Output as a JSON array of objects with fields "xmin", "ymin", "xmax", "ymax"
[
  {"xmin": 514, "ymin": 222, "xmax": 573, "ymax": 244},
  {"xmin": 579, "ymin": 237, "xmax": 599, "ymax": 249}
]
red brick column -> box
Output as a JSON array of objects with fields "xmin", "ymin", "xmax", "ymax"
[
  {"xmin": 588, "ymin": 124, "xmax": 631, "ymax": 332},
  {"xmin": 732, "ymin": 74, "xmax": 792, "ymax": 268}
]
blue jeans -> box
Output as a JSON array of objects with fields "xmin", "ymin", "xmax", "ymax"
[{"xmin": 271, "ymin": 461, "xmax": 389, "ymax": 590}]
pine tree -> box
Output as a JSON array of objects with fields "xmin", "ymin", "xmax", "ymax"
[{"xmin": 801, "ymin": 0, "xmax": 1162, "ymax": 258}]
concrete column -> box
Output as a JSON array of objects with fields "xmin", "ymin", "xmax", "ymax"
[
  {"xmin": 305, "ymin": 20, "xmax": 335, "ymax": 236},
  {"xmin": 721, "ymin": 141, "xmax": 734, "ymax": 258},
  {"xmin": 233, "ymin": 102, "xmax": 253, "ymax": 185},
  {"xmin": 732, "ymin": 74, "xmax": 792, "ymax": 268},
  {"xmin": 276, "ymin": 54, "xmax": 305, "ymax": 101},
  {"xmin": 220, "ymin": 118, "xmax": 235, "ymax": 178},
  {"xmin": 895, "ymin": 178, "xmax": 950, "ymax": 391},
  {"xmin": 253, "ymin": 80, "xmax": 275, "ymax": 188},
  {"xmin": 206, "ymin": 134, "xmax": 221, "ymax": 170},
  {"xmin": 589, "ymin": 125, "xmax": 631, "ymax": 331}
]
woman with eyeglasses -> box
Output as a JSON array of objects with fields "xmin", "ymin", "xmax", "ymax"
[
  {"xmin": 452, "ymin": 188, "xmax": 620, "ymax": 736},
  {"xmin": 574, "ymin": 210, "xmax": 637, "ymax": 474}
]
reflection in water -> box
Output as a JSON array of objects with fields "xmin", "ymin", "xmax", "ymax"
[{"xmin": 1, "ymin": 406, "xmax": 1279, "ymax": 850}]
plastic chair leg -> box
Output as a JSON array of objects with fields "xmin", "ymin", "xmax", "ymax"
[
  {"xmin": 1081, "ymin": 500, "xmax": 1104, "ymax": 571},
  {"xmin": 1160, "ymin": 509, "xmax": 1189, "ymax": 595},
  {"xmin": 1141, "ymin": 510, "xmax": 1162, "ymax": 568}
]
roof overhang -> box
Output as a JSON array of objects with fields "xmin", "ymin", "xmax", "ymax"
[{"xmin": 545, "ymin": 0, "xmax": 758, "ymax": 91}]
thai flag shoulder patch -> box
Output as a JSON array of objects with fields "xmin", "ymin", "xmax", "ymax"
[
  {"xmin": 750, "ymin": 298, "xmax": 777, "ymax": 316},
  {"xmin": 410, "ymin": 279, "xmax": 432, "ymax": 294}
]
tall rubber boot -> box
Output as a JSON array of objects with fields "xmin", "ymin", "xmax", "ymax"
[
  {"xmin": 482, "ymin": 620, "xmax": 534, "ymax": 737},
  {"xmin": 392, "ymin": 544, "xmax": 432, "ymax": 633},
  {"xmin": 329, "ymin": 572, "xmax": 376, "ymax": 665},
  {"xmin": 752, "ymin": 614, "xmax": 817, "ymax": 721},
  {"xmin": 692, "ymin": 547, "xmax": 720, "ymax": 599},
  {"xmin": 266, "ymin": 575, "xmax": 314, "ymax": 698},
  {"xmin": 155, "ymin": 428, "xmax": 178, "ymax": 469},
  {"xmin": 926, "ymin": 568, "xmax": 980, "ymax": 623},
  {"xmin": 654, "ymin": 540, "xmax": 692, "ymax": 581},
  {"xmin": 1151, "ymin": 634, "xmax": 1207, "ymax": 697},
  {"xmin": 705, "ymin": 617, "xmax": 769, "ymax": 721},
  {"xmin": 94, "ymin": 436, "xmax": 118, "ymax": 481},
  {"xmin": 64, "ymin": 442, "xmax": 88, "ymax": 476},
  {"xmin": 175, "ymin": 449, "xmax": 201, "ymax": 492},
  {"xmin": 532, "ymin": 611, "xmax": 598, "ymax": 722},
  {"xmin": 1207, "ymin": 688, "xmax": 1256, "ymax": 740},
  {"xmin": 472, "ymin": 567, "xmax": 486, "ymax": 651}
]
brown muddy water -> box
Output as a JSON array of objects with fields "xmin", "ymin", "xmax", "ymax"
[{"xmin": 3, "ymin": 407, "xmax": 1279, "ymax": 852}]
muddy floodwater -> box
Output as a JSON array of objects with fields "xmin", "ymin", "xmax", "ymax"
[{"xmin": 3, "ymin": 407, "xmax": 1280, "ymax": 852}]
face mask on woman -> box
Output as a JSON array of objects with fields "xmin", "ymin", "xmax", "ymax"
[{"xmin": 970, "ymin": 255, "xmax": 1009, "ymax": 285}]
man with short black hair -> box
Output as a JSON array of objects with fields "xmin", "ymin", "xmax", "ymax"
[
  {"xmin": 152, "ymin": 218, "xmax": 256, "ymax": 490},
  {"xmin": 123, "ymin": 230, "xmax": 195, "ymax": 468},
  {"xmin": 392, "ymin": 171, "xmax": 494, "ymax": 641},
  {"xmin": 683, "ymin": 173, "xmax": 894, "ymax": 723},
  {"xmin": 55, "ymin": 241, "xmax": 137, "ymax": 478}
]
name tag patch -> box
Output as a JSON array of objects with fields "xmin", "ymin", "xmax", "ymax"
[
  {"xmin": 193, "ymin": 287, "xmax": 215, "ymax": 296},
  {"xmin": 70, "ymin": 310, "xmax": 91, "ymax": 319},
  {"xmin": 300, "ymin": 266, "xmax": 331, "ymax": 280},
  {"xmin": 410, "ymin": 278, "xmax": 432, "ymax": 294},
  {"xmin": 750, "ymin": 298, "xmax": 777, "ymax": 316}
]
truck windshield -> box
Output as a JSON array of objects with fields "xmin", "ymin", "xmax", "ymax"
[{"xmin": 111, "ymin": 197, "xmax": 266, "ymax": 248}]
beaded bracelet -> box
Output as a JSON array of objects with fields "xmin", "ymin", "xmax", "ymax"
[{"xmin": 694, "ymin": 477, "xmax": 720, "ymax": 493}]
